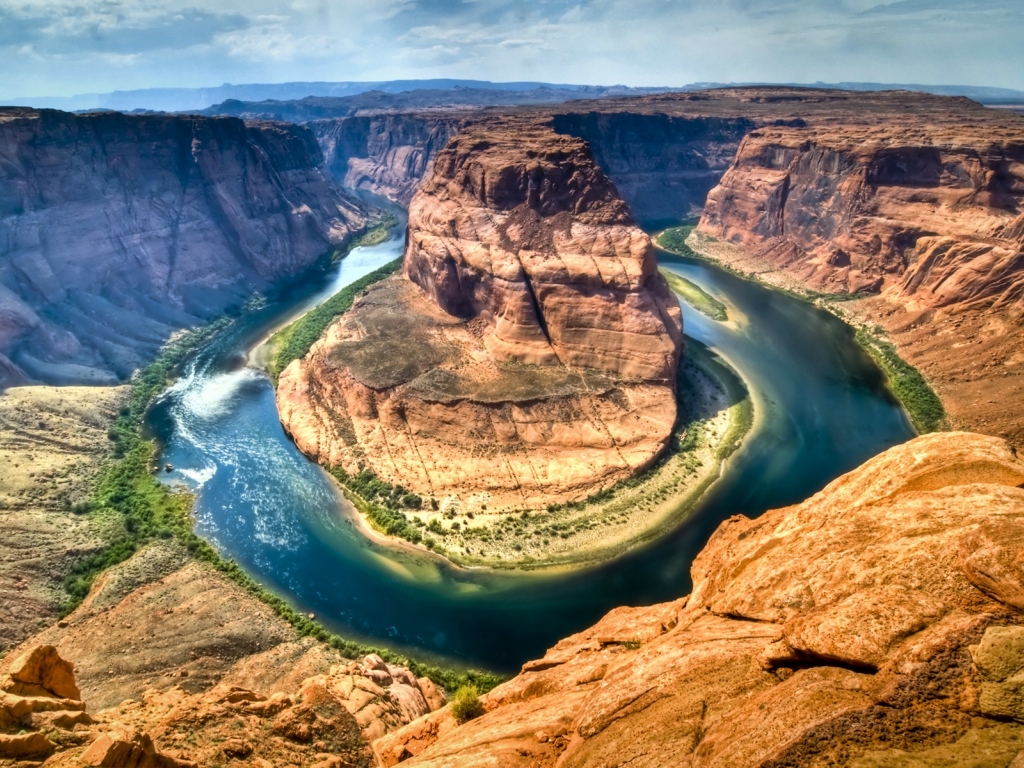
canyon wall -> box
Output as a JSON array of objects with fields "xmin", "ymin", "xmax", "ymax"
[
  {"xmin": 277, "ymin": 123, "xmax": 683, "ymax": 508},
  {"xmin": 0, "ymin": 108, "xmax": 368, "ymax": 387},
  {"xmin": 699, "ymin": 122, "xmax": 1024, "ymax": 311},
  {"xmin": 551, "ymin": 112, "xmax": 753, "ymax": 223},
  {"xmin": 376, "ymin": 431, "xmax": 1024, "ymax": 767},
  {"xmin": 311, "ymin": 114, "xmax": 468, "ymax": 204}
]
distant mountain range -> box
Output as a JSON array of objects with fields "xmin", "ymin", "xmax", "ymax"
[
  {"xmin": 3, "ymin": 80, "xmax": 672, "ymax": 113},
  {"xmin": 6, "ymin": 79, "xmax": 1023, "ymax": 114}
]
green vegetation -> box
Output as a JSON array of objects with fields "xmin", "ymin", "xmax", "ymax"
[
  {"xmin": 660, "ymin": 268, "xmax": 728, "ymax": 321},
  {"xmin": 327, "ymin": 466, "xmax": 429, "ymax": 547},
  {"xmin": 269, "ymin": 258, "xmax": 403, "ymax": 382},
  {"xmin": 656, "ymin": 225, "xmax": 698, "ymax": 257},
  {"xmin": 451, "ymin": 686, "xmax": 485, "ymax": 724},
  {"xmin": 332, "ymin": 212, "xmax": 398, "ymax": 262},
  {"xmin": 62, "ymin": 288, "xmax": 503, "ymax": 695},
  {"xmin": 855, "ymin": 327, "xmax": 948, "ymax": 434}
]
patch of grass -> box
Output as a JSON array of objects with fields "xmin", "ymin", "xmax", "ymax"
[
  {"xmin": 61, "ymin": 301, "xmax": 503, "ymax": 695},
  {"xmin": 660, "ymin": 268, "xmax": 728, "ymax": 322},
  {"xmin": 269, "ymin": 258, "xmax": 403, "ymax": 383},
  {"xmin": 855, "ymin": 327, "xmax": 948, "ymax": 434},
  {"xmin": 327, "ymin": 467, "xmax": 428, "ymax": 547}
]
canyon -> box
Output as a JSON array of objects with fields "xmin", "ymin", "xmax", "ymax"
[
  {"xmin": 299, "ymin": 88, "xmax": 1024, "ymax": 444},
  {"xmin": 2, "ymin": 84, "xmax": 1024, "ymax": 767},
  {"xmin": 0, "ymin": 108, "xmax": 369, "ymax": 388},
  {"xmin": 277, "ymin": 122, "xmax": 684, "ymax": 513}
]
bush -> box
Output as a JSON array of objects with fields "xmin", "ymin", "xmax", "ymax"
[{"xmin": 451, "ymin": 686, "xmax": 485, "ymax": 724}]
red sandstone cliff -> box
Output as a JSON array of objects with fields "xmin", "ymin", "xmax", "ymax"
[
  {"xmin": 277, "ymin": 123, "xmax": 682, "ymax": 508},
  {"xmin": 699, "ymin": 120, "xmax": 1024, "ymax": 312},
  {"xmin": 0, "ymin": 108, "xmax": 368, "ymax": 386}
]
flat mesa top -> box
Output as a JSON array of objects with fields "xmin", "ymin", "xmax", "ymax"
[{"xmin": 324, "ymin": 276, "xmax": 617, "ymax": 403}]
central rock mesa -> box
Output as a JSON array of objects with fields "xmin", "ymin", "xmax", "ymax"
[{"xmin": 277, "ymin": 125, "xmax": 683, "ymax": 507}]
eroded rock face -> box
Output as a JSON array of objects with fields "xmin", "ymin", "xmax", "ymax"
[
  {"xmin": 0, "ymin": 640, "xmax": 442, "ymax": 767},
  {"xmin": 0, "ymin": 108, "xmax": 368, "ymax": 387},
  {"xmin": 699, "ymin": 121, "xmax": 1024, "ymax": 313},
  {"xmin": 312, "ymin": 114, "xmax": 469, "ymax": 205},
  {"xmin": 375, "ymin": 432, "xmax": 1024, "ymax": 767},
  {"xmin": 277, "ymin": 124, "xmax": 682, "ymax": 507}
]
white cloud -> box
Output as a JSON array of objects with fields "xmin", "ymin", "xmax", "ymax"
[{"xmin": 0, "ymin": 0, "xmax": 1021, "ymax": 98}]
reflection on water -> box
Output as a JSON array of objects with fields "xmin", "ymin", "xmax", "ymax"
[{"xmin": 150, "ymin": 229, "xmax": 914, "ymax": 674}]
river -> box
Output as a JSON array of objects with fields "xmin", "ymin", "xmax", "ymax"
[{"xmin": 148, "ymin": 225, "xmax": 914, "ymax": 675}]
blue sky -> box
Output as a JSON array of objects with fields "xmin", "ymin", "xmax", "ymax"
[{"xmin": 2, "ymin": 0, "xmax": 1022, "ymax": 98}]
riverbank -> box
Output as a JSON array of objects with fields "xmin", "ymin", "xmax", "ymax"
[
  {"xmin": 9, "ymin": 273, "xmax": 505, "ymax": 694},
  {"xmin": 317, "ymin": 340, "xmax": 753, "ymax": 571},
  {"xmin": 656, "ymin": 226, "xmax": 948, "ymax": 435}
]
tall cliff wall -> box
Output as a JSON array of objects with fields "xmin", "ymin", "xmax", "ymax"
[
  {"xmin": 698, "ymin": 123, "xmax": 1024, "ymax": 312},
  {"xmin": 0, "ymin": 108, "xmax": 368, "ymax": 386},
  {"xmin": 310, "ymin": 114, "xmax": 468, "ymax": 205},
  {"xmin": 551, "ymin": 112, "xmax": 754, "ymax": 223},
  {"xmin": 309, "ymin": 110, "xmax": 753, "ymax": 223}
]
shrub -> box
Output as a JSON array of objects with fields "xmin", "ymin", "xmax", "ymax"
[{"xmin": 451, "ymin": 686, "xmax": 485, "ymax": 724}]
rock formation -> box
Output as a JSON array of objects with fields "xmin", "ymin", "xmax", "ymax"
[
  {"xmin": 375, "ymin": 431, "xmax": 1024, "ymax": 767},
  {"xmin": 0, "ymin": 108, "xmax": 369, "ymax": 387},
  {"xmin": 0, "ymin": 642, "xmax": 442, "ymax": 767},
  {"xmin": 698, "ymin": 119, "xmax": 1024, "ymax": 311},
  {"xmin": 277, "ymin": 123, "xmax": 683, "ymax": 507},
  {"xmin": 312, "ymin": 114, "xmax": 468, "ymax": 204}
]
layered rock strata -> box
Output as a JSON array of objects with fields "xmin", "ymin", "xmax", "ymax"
[
  {"xmin": 312, "ymin": 114, "xmax": 468, "ymax": 204},
  {"xmin": 699, "ymin": 119, "xmax": 1024, "ymax": 311},
  {"xmin": 0, "ymin": 108, "xmax": 368, "ymax": 387},
  {"xmin": 375, "ymin": 431, "xmax": 1024, "ymax": 767},
  {"xmin": 278, "ymin": 125, "xmax": 682, "ymax": 507}
]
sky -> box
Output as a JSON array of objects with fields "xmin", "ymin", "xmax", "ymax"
[{"xmin": 2, "ymin": 0, "xmax": 1022, "ymax": 99}]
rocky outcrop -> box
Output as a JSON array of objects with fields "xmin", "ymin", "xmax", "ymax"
[
  {"xmin": 699, "ymin": 120, "xmax": 1024, "ymax": 312},
  {"xmin": 278, "ymin": 124, "xmax": 683, "ymax": 507},
  {"xmin": 0, "ymin": 641, "xmax": 442, "ymax": 767},
  {"xmin": 375, "ymin": 431, "xmax": 1024, "ymax": 767},
  {"xmin": 0, "ymin": 108, "xmax": 368, "ymax": 387},
  {"xmin": 311, "ymin": 114, "xmax": 468, "ymax": 204}
]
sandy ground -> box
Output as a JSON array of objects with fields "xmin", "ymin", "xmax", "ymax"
[
  {"xmin": 0, "ymin": 385, "xmax": 127, "ymax": 652},
  {"xmin": 686, "ymin": 231, "xmax": 1024, "ymax": 449}
]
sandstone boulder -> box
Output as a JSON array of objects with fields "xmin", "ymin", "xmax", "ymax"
[{"xmin": 4, "ymin": 644, "xmax": 81, "ymax": 700}]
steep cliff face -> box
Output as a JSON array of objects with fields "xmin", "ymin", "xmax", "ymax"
[
  {"xmin": 277, "ymin": 123, "xmax": 682, "ymax": 508},
  {"xmin": 376, "ymin": 431, "xmax": 1024, "ymax": 767},
  {"xmin": 311, "ymin": 114, "xmax": 468, "ymax": 204},
  {"xmin": 699, "ymin": 123, "xmax": 1024, "ymax": 311},
  {"xmin": 552, "ymin": 112, "xmax": 754, "ymax": 223},
  {"xmin": 0, "ymin": 108, "xmax": 368, "ymax": 386}
]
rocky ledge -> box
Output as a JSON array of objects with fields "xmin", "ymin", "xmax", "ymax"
[
  {"xmin": 375, "ymin": 431, "xmax": 1024, "ymax": 767},
  {"xmin": 277, "ymin": 123, "xmax": 682, "ymax": 508},
  {"xmin": 0, "ymin": 643, "xmax": 443, "ymax": 767}
]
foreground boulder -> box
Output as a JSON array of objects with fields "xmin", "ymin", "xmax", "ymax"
[
  {"xmin": 374, "ymin": 431, "xmax": 1024, "ymax": 767},
  {"xmin": 278, "ymin": 124, "xmax": 683, "ymax": 508}
]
